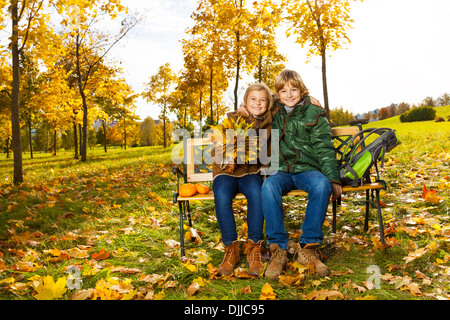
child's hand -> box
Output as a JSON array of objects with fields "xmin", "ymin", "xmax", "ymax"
[
  {"xmin": 331, "ymin": 183, "xmax": 343, "ymax": 201},
  {"xmin": 310, "ymin": 96, "xmax": 322, "ymax": 107},
  {"xmin": 237, "ymin": 105, "xmax": 250, "ymax": 117}
]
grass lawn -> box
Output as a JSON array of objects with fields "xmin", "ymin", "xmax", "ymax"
[{"xmin": 0, "ymin": 107, "xmax": 449, "ymax": 301}]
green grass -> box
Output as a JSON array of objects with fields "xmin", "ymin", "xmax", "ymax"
[{"xmin": 0, "ymin": 111, "xmax": 449, "ymax": 300}]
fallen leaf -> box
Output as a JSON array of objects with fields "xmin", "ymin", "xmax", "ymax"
[
  {"xmin": 187, "ymin": 282, "xmax": 200, "ymax": 296},
  {"xmin": 182, "ymin": 260, "xmax": 197, "ymax": 272},
  {"xmin": 71, "ymin": 289, "xmax": 94, "ymax": 300},
  {"xmin": 304, "ymin": 289, "xmax": 345, "ymax": 300},
  {"xmin": 33, "ymin": 276, "xmax": 67, "ymax": 300},
  {"xmin": 67, "ymin": 247, "xmax": 89, "ymax": 259},
  {"xmin": 260, "ymin": 282, "xmax": 277, "ymax": 300},
  {"xmin": 91, "ymin": 248, "xmax": 111, "ymax": 261}
]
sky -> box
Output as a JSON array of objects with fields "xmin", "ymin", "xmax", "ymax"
[{"xmin": 109, "ymin": 0, "xmax": 450, "ymax": 121}]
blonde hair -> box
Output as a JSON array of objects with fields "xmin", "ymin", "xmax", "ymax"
[
  {"xmin": 243, "ymin": 83, "xmax": 273, "ymax": 111},
  {"xmin": 274, "ymin": 69, "xmax": 310, "ymax": 99}
]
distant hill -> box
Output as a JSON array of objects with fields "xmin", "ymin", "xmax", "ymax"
[{"xmin": 364, "ymin": 105, "xmax": 450, "ymax": 128}]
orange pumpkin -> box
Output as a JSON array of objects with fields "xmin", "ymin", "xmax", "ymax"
[
  {"xmin": 179, "ymin": 183, "xmax": 197, "ymax": 197},
  {"xmin": 195, "ymin": 183, "xmax": 210, "ymax": 195}
]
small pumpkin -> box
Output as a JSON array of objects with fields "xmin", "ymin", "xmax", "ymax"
[
  {"xmin": 195, "ymin": 183, "xmax": 210, "ymax": 195},
  {"xmin": 179, "ymin": 183, "xmax": 197, "ymax": 197}
]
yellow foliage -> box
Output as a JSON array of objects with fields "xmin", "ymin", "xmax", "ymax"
[{"xmin": 33, "ymin": 276, "xmax": 67, "ymax": 300}]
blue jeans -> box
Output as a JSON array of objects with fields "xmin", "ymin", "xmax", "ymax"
[
  {"xmin": 213, "ymin": 174, "xmax": 264, "ymax": 246},
  {"xmin": 261, "ymin": 171, "xmax": 332, "ymax": 249}
]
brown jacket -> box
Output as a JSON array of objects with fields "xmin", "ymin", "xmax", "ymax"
[{"xmin": 212, "ymin": 108, "xmax": 274, "ymax": 180}]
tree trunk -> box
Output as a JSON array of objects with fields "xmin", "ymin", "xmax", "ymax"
[
  {"xmin": 78, "ymin": 124, "xmax": 82, "ymax": 154},
  {"xmin": 233, "ymin": 47, "xmax": 240, "ymax": 111},
  {"xmin": 321, "ymin": 50, "xmax": 330, "ymax": 120},
  {"xmin": 163, "ymin": 105, "xmax": 167, "ymax": 149},
  {"xmin": 123, "ymin": 119, "xmax": 127, "ymax": 150},
  {"xmin": 53, "ymin": 129, "xmax": 57, "ymax": 156},
  {"xmin": 73, "ymin": 122, "xmax": 79, "ymax": 159},
  {"xmin": 11, "ymin": 1, "xmax": 23, "ymax": 185},
  {"xmin": 210, "ymin": 67, "xmax": 214, "ymax": 125},
  {"xmin": 75, "ymin": 32, "xmax": 89, "ymax": 162},
  {"xmin": 28, "ymin": 120, "xmax": 33, "ymax": 159},
  {"xmin": 80, "ymin": 94, "xmax": 88, "ymax": 161},
  {"xmin": 102, "ymin": 120, "xmax": 107, "ymax": 153},
  {"xmin": 258, "ymin": 54, "xmax": 263, "ymax": 83},
  {"xmin": 6, "ymin": 136, "xmax": 11, "ymax": 159},
  {"xmin": 198, "ymin": 92, "xmax": 203, "ymax": 136},
  {"xmin": 46, "ymin": 128, "xmax": 49, "ymax": 153}
]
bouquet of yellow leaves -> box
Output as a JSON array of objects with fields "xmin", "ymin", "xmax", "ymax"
[{"xmin": 208, "ymin": 116, "xmax": 259, "ymax": 173}]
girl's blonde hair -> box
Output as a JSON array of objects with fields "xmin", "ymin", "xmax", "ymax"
[
  {"xmin": 243, "ymin": 83, "xmax": 273, "ymax": 111},
  {"xmin": 274, "ymin": 69, "xmax": 310, "ymax": 99}
]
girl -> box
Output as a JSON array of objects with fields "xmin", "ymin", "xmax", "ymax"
[{"xmin": 212, "ymin": 83, "xmax": 273, "ymax": 276}]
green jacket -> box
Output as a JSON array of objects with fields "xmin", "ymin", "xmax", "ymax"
[{"xmin": 273, "ymin": 97, "xmax": 341, "ymax": 184}]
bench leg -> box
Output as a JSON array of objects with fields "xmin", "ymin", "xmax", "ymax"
[
  {"xmin": 186, "ymin": 201, "xmax": 193, "ymax": 228},
  {"xmin": 178, "ymin": 200, "xmax": 194, "ymax": 258},
  {"xmin": 376, "ymin": 190, "xmax": 385, "ymax": 244},
  {"xmin": 332, "ymin": 199, "xmax": 338, "ymax": 233},
  {"xmin": 364, "ymin": 190, "xmax": 370, "ymax": 232},
  {"xmin": 178, "ymin": 201, "xmax": 186, "ymax": 257}
]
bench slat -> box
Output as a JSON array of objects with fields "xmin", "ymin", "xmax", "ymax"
[{"xmin": 176, "ymin": 182, "xmax": 385, "ymax": 201}]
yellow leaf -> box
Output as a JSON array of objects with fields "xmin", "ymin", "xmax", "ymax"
[
  {"xmin": 0, "ymin": 277, "xmax": 15, "ymax": 285},
  {"xmin": 192, "ymin": 277, "xmax": 209, "ymax": 287},
  {"xmin": 33, "ymin": 276, "xmax": 67, "ymax": 300},
  {"xmin": 260, "ymin": 282, "xmax": 277, "ymax": 300},
  {"xmin": 154, "ymin": 290, "xmax": 165, "ymax": 300},
  {"xmin": 292, "ymin": 261, "xmax": 309, "ymax": 274},
  {"xmin": 182, "ymin": 261, "xmax": 198, "ymax": 272}
]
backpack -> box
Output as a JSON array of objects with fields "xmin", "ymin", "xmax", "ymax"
[{"xmin": 339, "ymin": 128, "xmax": 400, "ymax": 187}]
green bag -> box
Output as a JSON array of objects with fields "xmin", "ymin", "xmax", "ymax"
[{"xmin": 339, "ymin": 128, "xmax": 400, "ymax": 187}]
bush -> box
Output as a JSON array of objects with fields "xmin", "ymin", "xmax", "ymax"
[
  {"xmin": 349, "ymin": 118, "xmax": 369, "ymax": 126},
  {"xmin": 399, "ymin": 106, "xmax": 436, "ymax": 123}
]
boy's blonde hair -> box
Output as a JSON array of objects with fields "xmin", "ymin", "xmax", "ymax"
[
  {"xmin": 274, "ymin": 69, "xmax": 310, "ymax": 99},
  {"xmin": 243, "ymin": 83, "xmax": 273, "ymax": 111}
]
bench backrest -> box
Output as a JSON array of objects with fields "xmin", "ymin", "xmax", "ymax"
[
  {"xmin": 181, "ymin": 126, "xmax": 362, "ymax": 183},
  {"xmin": 183, "ymin": 137, "xmax": 214, "ymax": 183}
]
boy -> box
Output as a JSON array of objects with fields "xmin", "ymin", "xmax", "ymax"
[{"xmin": 262, "ymin": 69, "xmax": 342, "ymax": 280}]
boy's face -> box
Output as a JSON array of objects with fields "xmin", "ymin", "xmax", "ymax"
[
  {"xmin": 278, "ymin": 82, "xmax": 301, "ymax": 108},
  {"xmin": 245, "ymin": 89, "xmax": 269, "ymax": 117}
]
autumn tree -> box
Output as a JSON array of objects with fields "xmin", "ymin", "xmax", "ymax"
[
  {"xmin": 186, "ymin": 0, "xmax": 232, "ymax": 123},
  {"xmin": 226, "ymin": 0, "xmax": 261, "ymax": 110},
  {"xmin": 142, "ymin": 63, "xmax": 177, "ymax": 148},
  {"xmin": 251, "ymin": 0, "xmax": 286, "ymax": 90},
  {"xmin": 283, "ymin": 0, "xmax": 362, "ymax": 119},
  {"xmin": 57, "ymin": 0, "xmax": 138, "ymax": 161},
  {"xmin": 379, "ymin": 107, "xmax": 390, "ymax": 120},
  {"xmin": 139, "ymin": 116, "xmax": 158, "ymax": 147},
  {"xmin": 437, "ymin": 93, "xmax": 450, "ymax": 107},
  {"xmin": 19, "ymin": 51, "xmax": 43, "ymax": 159},
  {"xmin": 189, "ymin": 0, "xmax": 271, "ymax": 111},
  {"xmin": 0, "ymin": 0, "xmax": 57, "ymax": 184}
]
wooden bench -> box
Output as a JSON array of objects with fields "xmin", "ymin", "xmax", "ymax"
[{"xmin": 172, "ymin": 126, "xmax": 387, "ymax": 257}]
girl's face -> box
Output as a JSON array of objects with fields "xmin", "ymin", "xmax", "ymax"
[
  {"xmin": 245, "ymin": 89, "xmax": 269, "ymax": 117},
  {"xmin": 278, "ymin": 82, "xmax": 302, "ymax": 108}
]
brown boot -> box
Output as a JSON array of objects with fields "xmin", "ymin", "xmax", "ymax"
[
  {"xmin": 218, "ymin": 241, "xmax": 241, "ymax": 276},
  {"xmin": 296, "ymin": 243, "xmax": 330, "ymax": 277},
  {"xmin": 264, "ymin": 244, "xmax": 287, "ymax": 280},
  {"xmin": 245, "ymin": 240, "xmax": 264, "ymax": 276}
]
